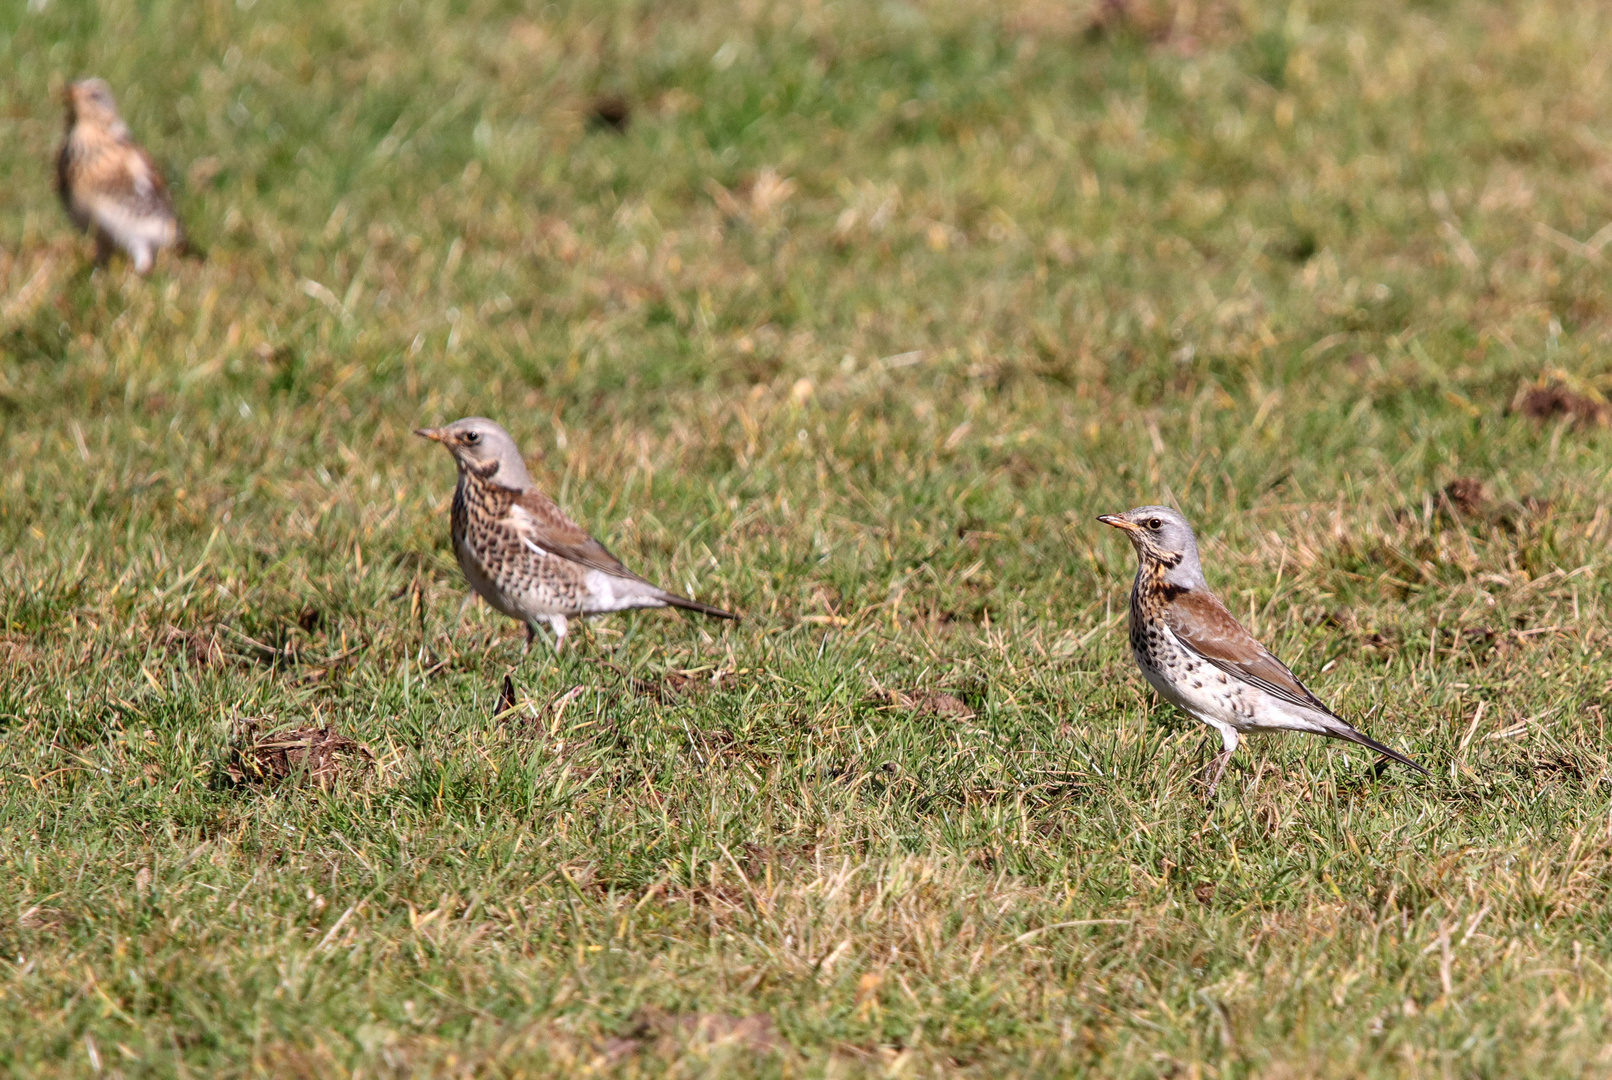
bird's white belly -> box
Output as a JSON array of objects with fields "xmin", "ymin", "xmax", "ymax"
[
  {"xmin": 1138, "ymin": 653, "xmax": 1248, "ymax": 730},
  {"xmin": 1139, "ymin": 625, "xmax": 1284, "ymax": 733},
  {"xmin": 581, "ymin": 569, "xmax": 664, "ymax": 613},
  {"xmin": 1139, "ymin": 637, "xmax": 1328, "ymax": 736},
  {"xmin": 93, "ymin": 200, "xmax": 175, "ymax": 247}
]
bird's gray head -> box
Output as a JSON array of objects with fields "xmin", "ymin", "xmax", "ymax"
[
  {"xmin": 65, "ymin": 79, "xmax": 122, "ymax": 127},
  {"xmin": 414, "ymin": 417, "xmax": 533, "ymax": 488},
  {"xmin": 1097, "ymin": 505, "xmax": 1207, "ymax": 588}
]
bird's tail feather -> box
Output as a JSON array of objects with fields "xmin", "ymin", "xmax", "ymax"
[
  {"xmin": 662, "ymin": 593, "xmax": 739, "ymax": 621},
  {"xmin": 1319, "ymin": 719, "xmax": 1429, "ymax": 775}
]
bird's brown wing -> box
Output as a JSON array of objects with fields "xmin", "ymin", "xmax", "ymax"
[
  {"xmin": 104, "ymin": 146, "xmax": 177, "ymax": 218},
  {"xmin": 130, "ymin": 147, "xmax": 178, "ymax": 216},
  {"xmin": 507, "ymin": 488, "xmax": 651, "ymax": 583},
  {"xmin": 1162, "ymin": 588, "xmax": 1335, "ymax": 715}
]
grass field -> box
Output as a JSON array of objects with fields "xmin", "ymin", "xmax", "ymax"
[{"xmin": 4, "ymin": 0, "xmax": 1612, "ymax": 1074}]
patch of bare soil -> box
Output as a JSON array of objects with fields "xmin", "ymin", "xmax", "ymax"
[{"xmin": 1513, "ymin": 382, "xmax": 1610, "ymax": 426}]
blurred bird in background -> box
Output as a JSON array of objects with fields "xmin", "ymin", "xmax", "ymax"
[{"xmin": 57, "ymin": 78, "xmax": 186, "ymax": 274}]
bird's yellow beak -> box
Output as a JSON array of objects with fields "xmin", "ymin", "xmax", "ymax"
[
  {"xmin": 413, "ymin": 427, "xmax": 445, "ymax": 443},
  {"xmin": 1097, "ymin": 514, "xmax": 1140, "ymax": 533}
]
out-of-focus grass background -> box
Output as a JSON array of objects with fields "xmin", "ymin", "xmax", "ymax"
[{"xmin": 3, "ymin": 0, "xmax": 1612, "ymax": 1074}]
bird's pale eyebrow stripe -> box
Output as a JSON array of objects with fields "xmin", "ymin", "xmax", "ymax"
[{"xmin": 520, "ymin": 536, "xmax": 549, "ymax": 558}]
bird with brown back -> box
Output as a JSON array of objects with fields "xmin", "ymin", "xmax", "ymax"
[{"xmin": 57, "ymin": 79, "xmax": 186, "ymax": 274}]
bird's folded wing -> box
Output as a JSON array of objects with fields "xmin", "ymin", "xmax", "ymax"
[
  {"xmin": 128, "ymin": 149, "xmax": 176, "ymax": 208},
  {"xmin": 1162, "ymin": 588, "xmax": 1334, "ymax": 715},
  {"xmin": 509, "ymin": 489, "xmax": 649, "ymax": 582}
]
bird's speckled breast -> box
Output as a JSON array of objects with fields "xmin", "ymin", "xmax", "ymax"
[
  {"xmin": 451, "ymin": 472, "xmax": 587, "ymax": 618},
  {"xmin": 1128, "ymin": 563, "xmax": 1259, "ymax": 730}
]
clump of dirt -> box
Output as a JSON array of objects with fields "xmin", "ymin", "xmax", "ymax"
[
  {"xmin": 164, "ymin": 625, "xmax": 222, "ymax": 667},
  {"xmin": 16, "ymin": 906, "xmax": 73, "ymax": 933},
  {"xmin": 738, "ymin": 840, "xmax": 817, "ymax": 879},
  {"xmin": 871, "ymin": 682, "xmax": 977, "ymax": 720},
  {"xmin": 1077, "ymin": 0, "xmax": 1242, "ymax": 52},
  {"xmin": 1528, "ymin": 751, "xmax": 1593, "ymax": 781},
  {"xmin": 604, "ymin": 1008, "xmax": 781, "ymax": 1061},
  {"xmin": 1513, "ymin": 382, "xmax": 1610, "ymax": 426},
  {"xmin": 224, "ymin": 717, "xmax": 373, "ymax": 789},
  {"xmin": 1440, "ymin": 477, "xmax": 1488, "ymax": 517},
  {"xmin": 1428, "ymin": 477, "xmax": 1553, "ymax": 531},
  {"xmin": 1361, "ymin": 629, "xmax": 1401, "ymax": 653},
  {"xmin": 1320, "ymin": 608, "xmax": 1399, "ymax": 653},
  {"xmin": 661, "ymin": 668, "xmax": 740, "ymax": 696},
  {"xmin": 587, "ymin": 659, "xmax": 739, "ymax": 701},
  {"xmin": 589, "ymin": 96, "xmax": 631, "ymax": 133}
]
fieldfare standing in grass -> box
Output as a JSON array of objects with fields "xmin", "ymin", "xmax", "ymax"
[
  {"xmin": 57, "ymin": 78, "xmax": 186, "ymax": 274},
  {"xmin": 1099, "ymin": 506, "xmax": 1427, "ymax": 796},
  {"xmin": 416, "ymin": 417, "xmax": 738, "ymax": 652}
]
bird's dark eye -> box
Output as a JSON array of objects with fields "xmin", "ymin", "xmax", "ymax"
[
  {"xmin": 463, "ymin": 432, "xmax": 480, "ymax": 445},
  {"xmin": 1148, "ymin": 519, "xmax": 1162, "ymax": 530}
]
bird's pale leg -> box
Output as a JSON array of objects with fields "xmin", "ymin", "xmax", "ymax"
[
  {"xmin": 454, "ymin": 591, "xmax": 477, "ymax": 627},
  {"xmin": 522, "ymin": 616, "xmax": 570, "ymax": 661},
  {"xmin": 1203, "ymin": 726, "xmax": 1240, "ymax": 798}
]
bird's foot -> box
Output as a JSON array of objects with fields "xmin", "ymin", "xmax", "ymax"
[{"xmin": 1202, "ymin": 750, "xmax": 1234, "ymax": 799}]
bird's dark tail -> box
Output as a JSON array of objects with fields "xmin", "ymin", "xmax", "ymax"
[
  {"xmin": 663, "ymin": 593, "xmax": 740, "ymax": 621},
  {"xmin": 1319, "ymin": 719, "xmax": 1429, "ymax": 775}
]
